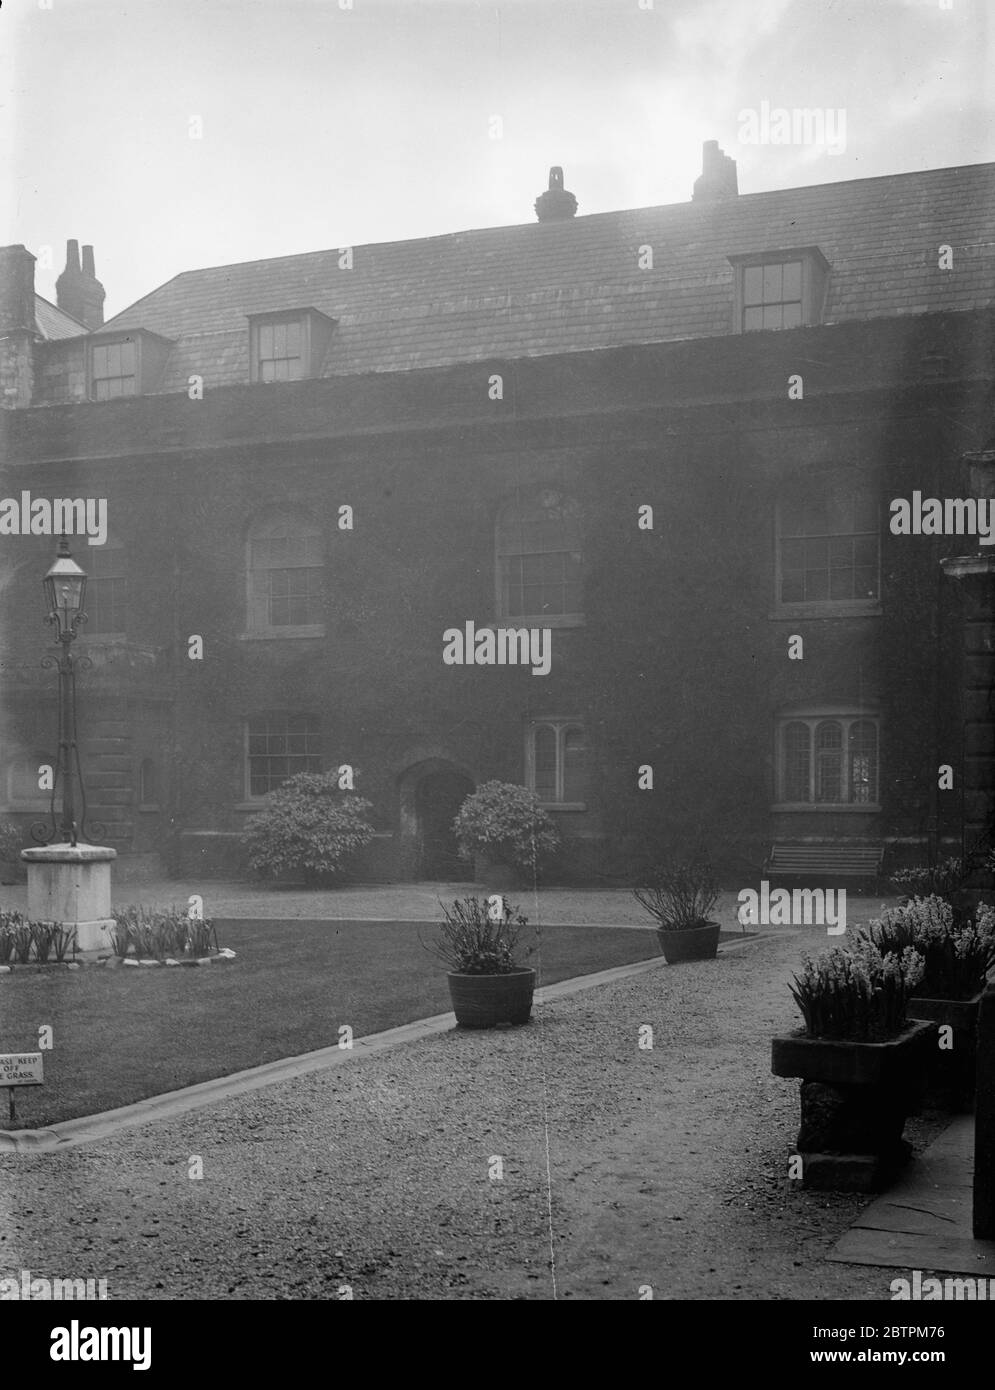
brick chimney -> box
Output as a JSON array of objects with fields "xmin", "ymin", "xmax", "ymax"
[
  {"xmin": 56, "ymin": 239, "xmax": 105, "ymax": 328},
  {"xmin": 535, "ymin": 167, "xmax": 578, "ymax": 222},
  {"xmin": 0, "ymin": 243, "xmax": 37, "ymax": 408},
  {"xmin": 692, "ymin": 140, "xmax": 738, "ymax": 202}
]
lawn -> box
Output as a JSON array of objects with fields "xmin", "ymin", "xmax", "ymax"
[{"xmin": 0, "ymin": 919, "xmax": 664, "ymax": 1128}]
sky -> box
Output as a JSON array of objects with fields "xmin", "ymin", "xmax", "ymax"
[{"xmin": 0, "ymin": 0, "xmax": 991, "ymax": 317}]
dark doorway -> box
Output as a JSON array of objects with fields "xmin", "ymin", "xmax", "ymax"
[{"xmin": 415, "ymin": 769, "xmax": 474, "ymax": 879}]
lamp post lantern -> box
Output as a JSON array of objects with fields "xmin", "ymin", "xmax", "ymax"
[
  {"xmin": 36, "ymin": 537, "xmax": 90, "ymax": 846},
  {"xmin": 19, "ymin": 540, "xmax": 117, "ymax": 954}
]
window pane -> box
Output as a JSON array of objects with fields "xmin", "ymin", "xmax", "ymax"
[
  {"xmin": 533, "ymin": 725, "xmax": 557, "ymax": 802},
  {"xmin": 497, "ymin": 496, "xmax": 583, "ymax": 618},
  {"xmin": 762, "ymin": 304, "xmax": 782, "ymax": 330},
  {"xmin": 562, "ymin": 727, "xmax": 589, "ymax": 803},
  {"xmin": 783, "ymin": 723, "xmax": 810, "ymax": 801},
  {"xmin": 815, "ymin": 721, "xmax": 843, "ymax": 803},
  {"xmin": 247, "ymin": 713, "xmax": 322, "ymax": 795},
  {"xmin": 743, "ymin": 266, "xmax": 763, "ymax": 303},
  {"xmin": 743, "ymin": 306, "xmax": 763, "ymax": 332},
  {"xmin": 782, "ymin": 261, "xmax": 802, "ymax": 300},
  {"xmin": 781, "ymin": 301, "xmax": 802, "ymax": 328},
  {"xmin": 849, "ymin": 721, "xmax": 878, "ymax": 803},
  {"xmin": 762, "ymin": 263, "xmax": 782, "ymax": 302}
]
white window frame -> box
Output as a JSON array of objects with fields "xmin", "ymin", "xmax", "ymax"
[
  {"xmin": 244, "ymin": 514, "xmax": 324, "ymax": 639},
  {"xmin": 525, "ymin": 717, "xmax": 588, "ymax": 810},
  {"xmin": 774, "ymin": 710, "xmax": 881, "ymax": 811},
  {"xmin": 243, "ymin": 712, "xmax": 323, "ymax": 802},
  {"xmin": 773, "ymin": 491, "xmax": 882, "ymax": 619},
  {"xmin": 495, "ymin": 491, "xmax": 584, "ymax": 628},
  {"xmin": 78, "ymin": 534, "xmax": 127, "ymax": 640}
]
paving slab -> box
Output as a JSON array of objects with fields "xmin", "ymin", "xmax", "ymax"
[{"xmin": 828, "ymin": 1116, "xmax": 995, "ymax": 1274}]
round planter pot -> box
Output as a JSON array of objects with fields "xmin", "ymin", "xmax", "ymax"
[
  {"xmin": 447, "ymin": 968, "xmax": 536, "ymax": 1029},
  {"xmin": 656, "ymin": 921, "xmax": 720, "ymax": 964}
]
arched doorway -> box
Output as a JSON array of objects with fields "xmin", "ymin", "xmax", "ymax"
[{"xmin": 397, "ymin": 757, "xmax": 475, "ymax": 881}]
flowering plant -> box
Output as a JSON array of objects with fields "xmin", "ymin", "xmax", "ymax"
[
  {"xmin": 861, "ymin": 895, "xmax": 995, "ymax": 1000},
  {"xmin": 888, "ymin": 857, "xmax": 966, "ymax": 902},
  {"xmin": 788, "ymin": 939, "xmax": 925, "ymax": 1041},
  {"xmin": 426, "ymin": 896, "xmax": 532, "ymax": 975},
  {"xmin": 632, "ymin": 859, "xmax": 719, "ymax": 931}
]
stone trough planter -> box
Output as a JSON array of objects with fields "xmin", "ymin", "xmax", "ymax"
[
  {"xmin": 906, "ymin": 989, "xmax": 984, "ymax": 1112},
  {"xmin": 656, "ymin": 921, "xmax": 720, "ymax": 965},
  {"xmin": 771, "ymin": 1019, "xmax": 936, "ymax": 1192}
]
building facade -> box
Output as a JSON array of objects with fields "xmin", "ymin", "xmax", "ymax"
[{"xmin": 1, "ymin": 149, "xmax": 994, "ymax": 883}]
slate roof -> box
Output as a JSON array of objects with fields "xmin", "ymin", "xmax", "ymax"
[
  {"xmin": 34, "ymin": 293, "xmax": 86, "ymax": 340},
  {"xmin": 99, "ymin": 161, "xmax": 995, "ymax": 392}
]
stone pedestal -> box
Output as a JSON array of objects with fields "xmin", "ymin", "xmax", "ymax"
[{"xmin": 20, "ymin": 843, "xmax": 117, "ymax": 954}]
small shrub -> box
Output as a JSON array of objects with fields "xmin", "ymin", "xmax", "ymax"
[
  {"xmin": 241, "ymin": 773, "xmax": 376, "ymax": 885},
  {"xmin": 426, "ymin": 896, "xmax": 531, "ymax": 975},
  {"xmin": 10, "ymin": 919, "xmax": 34, "ymax": 965},
  {"xmin": 452, "ymin": 782, "xmax": 559, "ymax": 875},
  {"xmin": 862, "ymin": 895, "xmax": 995, "ymax": 1000},
  {"xmin": 29, "ymin": 922, "xmax": 75, "ymax": 964},
  {"xmin": 0, "ymin": 820, "xmax": 21, "ymax": 862},
  {"xmin": 632, "ymin": 859, "xmax": 719, "ymax": 930},
  {"xmin": 789, "ymin": 940, "xmax": 925, "ymax": 1042},
  {"xmin": 185, "ymin": 916, "xmax": 214, "ymax": 957}
]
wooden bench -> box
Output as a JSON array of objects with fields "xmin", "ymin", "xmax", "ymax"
[{"xmin": 763, "ymin": 842, "xmax": 884, "ymax": 886}]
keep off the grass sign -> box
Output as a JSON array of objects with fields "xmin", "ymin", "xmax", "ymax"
[{"xmin": 0, "ymin": 1053, "xmax": 43, "ymax": 1086}]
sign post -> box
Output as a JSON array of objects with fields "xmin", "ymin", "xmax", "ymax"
[{"xmin": 0, "ymin": 1053, "xmax": 44, "ymax": 1126}]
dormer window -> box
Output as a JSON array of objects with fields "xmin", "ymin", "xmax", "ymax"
[
  {"xmin": 86, "ymin": 329, "xmax": 172, "ymax": 400},
  {"xmin": 248, "ymin": 309, "xmax": 335, "ymax": 384},
  {"xmin": 92, "ymin": 340, "xmax": 137, "ymax": 398},
  {"xmin": 729, "ymin": 248, "xmax": 829, "ymax": 332}
]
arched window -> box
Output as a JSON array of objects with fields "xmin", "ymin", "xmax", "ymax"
[
  {"xmin": 84, "ymin": 536, "xmax": 127, "ymax": 636},
  {"xmin": 496, "ymin": 492, "xmax": 582, "ymax": 621},
  {"xmin": 247, "ymin": 515, "xmax": 324, "ymax": 634},
  {"xmin": 776, "ymin": 714, "xmax": 880, "ymax": 807},
  {"xmin": 527, "ymin": 719, "xmax": 589, "ymax": 807}
]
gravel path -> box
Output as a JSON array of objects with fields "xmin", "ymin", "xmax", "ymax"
[{"xmin": 0, "ymin": 926, "xmax": 942, "ymax": 1301}]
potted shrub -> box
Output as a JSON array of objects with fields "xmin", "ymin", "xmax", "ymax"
[
  {"xmin": 428, "ymin": 895, "xmax": 535, "ymax": 1028},
  {"xmin": 632, "ymin": 859, "xmax": 720, "ymax": 964},
  {"xmin": 771, "ymin": 940, "xmax": 935, "ymax": 1190},
  {"xmin": 241, "ymin": 772, "xmax": 376, "ymax": 886},
  {"xmin": 452, "ymin": 782, "xmax": 559, "ymax": 891},
  {"xmin": 862, "ymin": 896, "xmax": 995, "ymax": 1109},
  {"xmin": 0, "ymin": 820, "xmax": 23, "ymax": 886}
]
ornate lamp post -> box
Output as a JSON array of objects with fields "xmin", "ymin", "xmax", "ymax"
[
  {"xmin": 21, "ymin": 537, "xmax": 116, "ymax": 955},
  {"xmin": 36, "ymin": 538, "xmax": 89, "ymax": 846}
]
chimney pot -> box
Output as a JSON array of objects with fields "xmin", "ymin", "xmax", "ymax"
[
  {"xmin": 56, "ymin": 237, "xmax": 105, "ymax": 329},
  {"xmin": 535, "ymin": 166, "xmax": 578, "ymax": 222}
]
